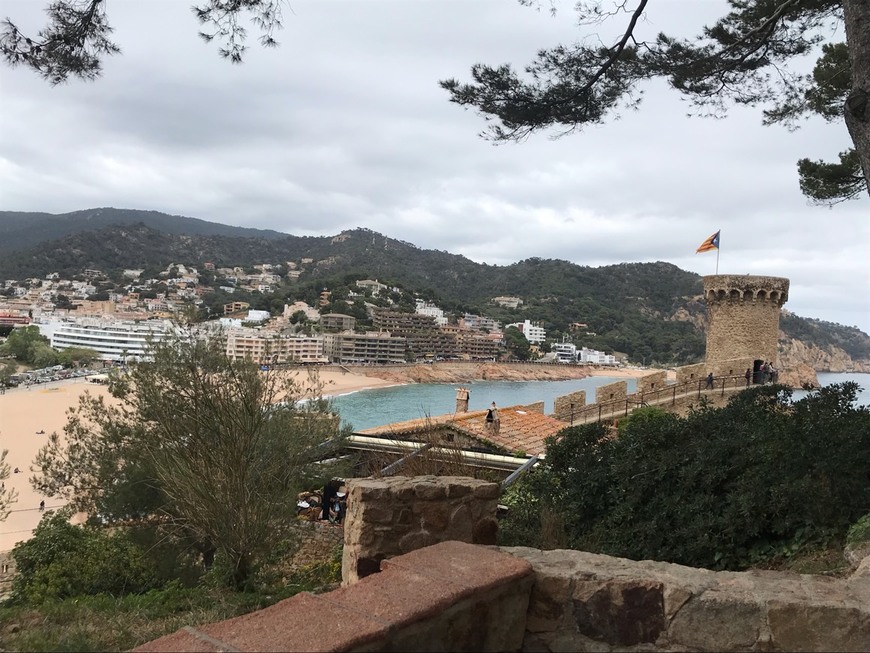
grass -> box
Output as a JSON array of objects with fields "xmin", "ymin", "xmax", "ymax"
[{"xmin": 0, "ymin": 549, "xmax": 343, "ymax": 652}]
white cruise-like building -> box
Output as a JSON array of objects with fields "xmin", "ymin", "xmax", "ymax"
[{"xmin": 38, "ymin": 319, "xmax": 173, "ymax": 361}]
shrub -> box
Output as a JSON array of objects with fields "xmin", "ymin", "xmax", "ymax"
[{"xmin": 500, "ymin": 383, "xmax": 870, "ymax": 570}]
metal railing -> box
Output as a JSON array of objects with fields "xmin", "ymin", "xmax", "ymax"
[{"xmin": 566, "ymin": 374, "xmax": 750, "ymax": 425}]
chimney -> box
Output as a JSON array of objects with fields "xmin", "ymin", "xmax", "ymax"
[{"xmin": 455, "ymin": 387, "xmax": 469, "ymax": 413}]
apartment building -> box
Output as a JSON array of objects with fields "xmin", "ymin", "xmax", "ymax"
[
  {"xmin": 321, "ymin": 313, "xmax": 356, "ymax": 331},
  {"xmin": 225, "ymin": 330, "xmax": 327, "ymax": 364},
  {"xmin": 39, "ymin": 319, "xmax": 173, "ymax": 361},
  {"xmin": 322, "ymin": 331, "xmax": 407, "ymax": 364}
]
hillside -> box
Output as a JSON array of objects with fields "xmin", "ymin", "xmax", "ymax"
[
  {"xmin": 0, "ymin": 207, "xmax": 288, "ymax": 254},
  {"xmin": 1, "ymin": 210, "xmax": 868, "ymax": 370}
]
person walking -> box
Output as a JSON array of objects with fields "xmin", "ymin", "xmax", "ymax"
[
  {"xmin": 705, "ymin": 373, "xmax": 714, "ymax": 390},
  {"xmin": 39, "ymin": 500, "xmax": 45, "ymax": 512},
  {"xmin": 745, "ymin": 368, "xmax": 752, "ymax": 386}
]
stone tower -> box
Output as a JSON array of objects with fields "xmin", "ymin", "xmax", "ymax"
[{"xmin": 703, "ymin": 274, "xmax": 789, "ymax": 376}]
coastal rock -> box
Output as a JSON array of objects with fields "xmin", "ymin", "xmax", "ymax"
[
  {"xmin": 777, "ymin": 362, "xmax": 819, "ymax": 389},
  {"xmin": 778, "ymin": 333, "xmax": 870, "ymax": 373},
  {"xmin": 353, "ymin": 363, "xmax": 595, "ymax": 385}
]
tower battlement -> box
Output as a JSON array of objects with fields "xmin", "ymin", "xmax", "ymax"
[{"xmin": 703, "ymin": 275, "xmax": 789, "ymax": 306}]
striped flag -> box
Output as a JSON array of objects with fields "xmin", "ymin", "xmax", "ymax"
[{"xmin": 696, "ymin": 230, "xmax": 720, "ymax": 254}]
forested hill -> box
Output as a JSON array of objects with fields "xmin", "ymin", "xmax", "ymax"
[
  {"xmin": 1, "ymin": 215, "xmax": 868, "ymax": 367},
  {"xmin": 0, "ymin": 207, "xmax": 288, "ymax": 254}
]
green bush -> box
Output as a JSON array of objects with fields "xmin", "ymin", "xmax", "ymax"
[
  {"xmin": 10, "ymin": 510, "xmax": 196, "ymax": 604},
  {"xmin": 500, "ymin": 383, "xmax": 870, "ymax": 570}
]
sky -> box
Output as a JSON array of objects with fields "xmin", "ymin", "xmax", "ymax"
[{"xmin": 0, "ymin": 0, "xmax": 868, "ymax": 333}]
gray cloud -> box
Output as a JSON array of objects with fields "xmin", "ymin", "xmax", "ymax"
[{"xmin": 0, "ymin": 0, "xmax": 867, "ymax": 331}]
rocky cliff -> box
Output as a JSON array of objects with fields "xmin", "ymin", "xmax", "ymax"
[{"xmin": 778, "ymin": 333, "xmax": 870, "ymax": 373}]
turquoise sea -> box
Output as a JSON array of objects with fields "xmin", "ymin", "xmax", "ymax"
[{"xmin": 330, "ymin": 372, "xmax": 870, "ymax": 432}]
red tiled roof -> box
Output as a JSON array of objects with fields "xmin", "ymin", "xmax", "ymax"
[{"xmin": 355, "ymin": 407, "xmax": 568, "ymax": 457}]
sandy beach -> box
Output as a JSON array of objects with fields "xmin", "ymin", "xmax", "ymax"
[{"xmin": 0, "ymin": 363, "xmax": 656, "ymax": 551}]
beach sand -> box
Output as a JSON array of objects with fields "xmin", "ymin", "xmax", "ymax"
[{"xmin": 0, "ymin": 379, "xmax": 119, "ymax": 551}]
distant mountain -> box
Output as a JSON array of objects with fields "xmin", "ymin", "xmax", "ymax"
[
  {"xmin": 1, "ymin": 210, "xmax": 867, "ymax": 369},
  {"xmin": 0, "ymin": 208, "xmax": 289, "ymax": 253}
]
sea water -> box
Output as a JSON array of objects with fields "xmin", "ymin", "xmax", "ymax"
[
  {"xmin": 330, "ymin": 372, "xmax": 870, "ymax": 432},
  {"xmin": 330, "ymin": 376, "xmax": 637, "ymax": 431}
]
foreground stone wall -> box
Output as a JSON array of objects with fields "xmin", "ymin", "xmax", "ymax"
[
  {"xmin": 341, "ymin": 475, "xmax": 500, "ymax": 585},
  {"xmin": 507, "ymin": 546, "xmax": 870, "ymax": 652}
]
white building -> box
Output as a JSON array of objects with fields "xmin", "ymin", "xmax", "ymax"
[
  {"xmin": 578, "ymin": 347, "xmax": 617, "ymax": 365},
  {"xmin": 246, "ymin": 310, "xmax": 271, "ymax": 323},
  {"xmin": 38, "ymin": 319, "xmax": 173, "ymax": 361},
  {"xmin": 415, "ymin": 300, "xmax": 448, "ymax": 327},
  {"xmin": 506, "ymin": 319, "xmax": 546, "ymax": 344},
  {"xmin": 551, "ymin": 342, "xmax": 578, "ymax": 363}
]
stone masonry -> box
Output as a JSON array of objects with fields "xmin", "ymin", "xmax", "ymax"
[
  {"xmin": 510, "ymin": 546, "xmax": 870, "ymax": 652},
  {"xmin": 703, "ymin": 274, "xmax": 789, "ymax": 368},
  {"xmin": 341, "ymin": 475, "xmax": 500, "ymax": 585}
]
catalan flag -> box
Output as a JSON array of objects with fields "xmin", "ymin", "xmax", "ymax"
[{"xmin": 696, "ymin": 230, "xmax": 720, "ymax": 254}]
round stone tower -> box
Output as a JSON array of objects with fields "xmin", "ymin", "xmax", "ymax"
[{"xmin": 703, "ymin": 274, "xmax": 789, "ymax": 370}]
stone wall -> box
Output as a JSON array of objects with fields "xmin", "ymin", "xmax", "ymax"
[
  {"xmin": 636, "ymin": 371, "xmax": 668, "ymax": 394},
  {"xmin": 593, "ymin": 380, "xmax": 627, "ymax": 404},
  {"xmin": 521, "ymin": 401, "xmax": 545, "ymax": 414},
  {"xmin": 675, "ymin": 363, "xmax": 706, "ymax": 384},
  {"xmin": 509, "ymin": 546, "xmax": 870, "ymax": 652},
  {"xmin": 703, "ymin": 275, "xmax": 789, "ymax": 367},
  {"xmin": 552, "ymin": 391, "xmax": 586, "ymax": 422},
  {"xmin": 341, "ymin": 475, "xmax": 500, "ymax": 585}
]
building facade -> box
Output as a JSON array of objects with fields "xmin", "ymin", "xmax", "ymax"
[
  {"xmin": 322, "ymin": 331, "xmax": 407, "ymax": 364},
  {"xmin": 39, "ymin": 319, "xmax": 173, "ymax": 361},
  {"xmin": 225, "ymin": 330, "xmax": 327, "ymax": 364}
]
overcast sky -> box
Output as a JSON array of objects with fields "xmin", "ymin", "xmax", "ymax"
[{"xmin": 1, "ymin": 0, "xmax": 868, "ymax": 332}]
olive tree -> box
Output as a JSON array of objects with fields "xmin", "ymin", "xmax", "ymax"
[{"xmin": 32, "ymin": 331, "xmax": 344, "ymax": 587}]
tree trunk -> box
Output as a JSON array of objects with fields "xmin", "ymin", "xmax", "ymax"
[{"xmin": 843, "ymin": 0, "xmax": 870, "ymax": 197}]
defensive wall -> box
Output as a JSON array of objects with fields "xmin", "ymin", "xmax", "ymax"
[
  {"xmin": 139, "ymin": 476, "xmax": 870, "ymax": 652},
  {"xmin": 549, "ymin": 372, "xmax": 750, "ymax": 424}
]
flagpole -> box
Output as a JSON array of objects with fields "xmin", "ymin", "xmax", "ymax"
[{"xmin": 716, "ymin": 246, "xmax": 720, "ymax": 274}]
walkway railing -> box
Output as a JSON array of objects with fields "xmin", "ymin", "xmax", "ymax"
[{"xmin": 566, "ymin": 375, "xmax": 750, "ymax": 425}]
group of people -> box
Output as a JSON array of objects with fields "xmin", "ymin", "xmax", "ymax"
[
  {"xmin": 744, "ymin": 362, "xmax": 779, "ymax": 385},
  {"xmin": 760, "ymin": 361, "xmax": 779, "ymax": 384},
  {"xmin": 296, "ymin": 479, "xmax": 347, "ymax": 525}
]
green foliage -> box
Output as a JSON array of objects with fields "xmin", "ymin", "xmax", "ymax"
[
  {"xmin": 440, "ymin": 0, "xmax": 868, "ymax": 200},
  {"xmin": 10, "ymin": 510, "xmax": 163, "ymax": 603},
  {"xmin": 798, "ymin": 150, "xmax": 867, "ymax": 204},
  {"xmin": 0, "ymin": 326, "xmax": 50, "ymax": 363},
  {"xmin": 0, "ymin": 581, "xmax": 306, "ymax": 652},
  {"xmin": 501, "ymin": 383, "xmax": 870, "ymax": 570},
  {"xmin": 503, "ymin": 326, "xmax": 531, "ymax": 361},
  {"xmin": 846, "ymin": 514, "xmax": 870, "ymax": 547},
  {"xmin": 32, "ymin": 332, "xmax": 346, "ymax": 589}
]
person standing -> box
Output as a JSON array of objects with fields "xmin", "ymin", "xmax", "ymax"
[
  {"xmin": 705, "ymin": 373, "xmax": 714, "ymax": 390},
  {"xmin": 485, "ymin": 402, "xmax": 500, "ymax": 434},
  {"xmin": 745, "ymin": 368, "xmax": 752, "ymax": 386}
]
